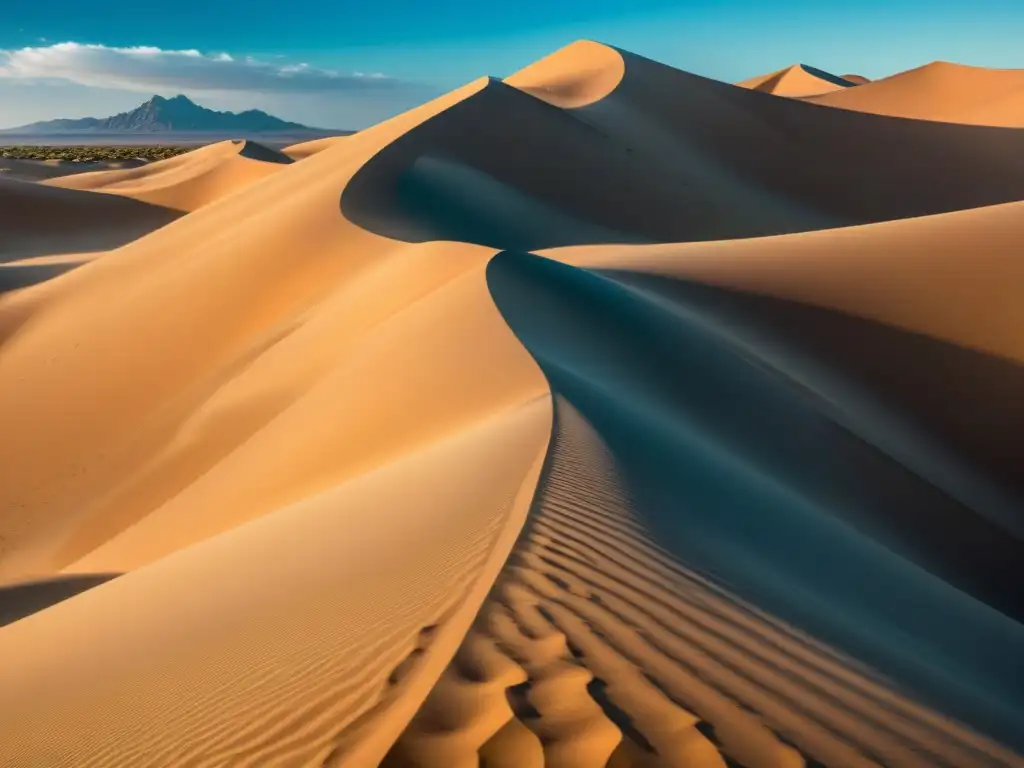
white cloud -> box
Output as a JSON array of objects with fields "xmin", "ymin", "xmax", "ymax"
[{"xmin": 0, "ymin": 42, "xmax": 418, "ymax": 95}]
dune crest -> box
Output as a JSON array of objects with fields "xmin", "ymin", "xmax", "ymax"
[
  {"xmin": 737, "ymin": 63, "xmax": 855, "ymax": 97},
  {"xmin": 504, "ymin": 39, "xmax": 626, "ymax": 108}
]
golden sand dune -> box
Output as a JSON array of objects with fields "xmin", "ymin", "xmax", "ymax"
[
  {"xmin": 45, "ymin": 139, "xmax": 294, "ymax": 211},
  {"xmin": 806, "ymin": 61, "xmax": 1024, "ymax": 126},
  {"xmin": 284, "ymin": 135, "xmax": 350, "ymax": 160},
  {"xmin": 737, "ymin": 63, "xmax": 856, "ymax": 97},
  {"xmin": 0, "ymin": 39, "xmax": 1022, "ymax": 767}
]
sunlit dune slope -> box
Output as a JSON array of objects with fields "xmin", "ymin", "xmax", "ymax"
[
  {"xmin": 45, "ymin": 139, "xmax": 294, "ymax": 212},
  {"xmin": 737, "ymin": 63, "xmax": 856, "ymax": 96},
  {"xmin": 0, "ymin": 77, "xmax": 548, "ymax": 581},
  {"xmin": 283, "ymin": 135, "xmax": 349, "ymax": 160},
  {"xmin": 0, "ymin": 77, "xmax": 558, "ymax": 765},
  {"xmin": 806, "ymin": 61, "xmax": 1024, "ymax": 126}
]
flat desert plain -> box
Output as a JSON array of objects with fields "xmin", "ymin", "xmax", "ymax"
[{"xmin": 1, "ymin": 40, "xmax": 1023, "ymax": 768}]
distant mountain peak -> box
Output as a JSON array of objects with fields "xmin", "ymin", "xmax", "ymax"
[{"xmin": 2, "ymin": 94, "xmax": 318, "ymax": 135}]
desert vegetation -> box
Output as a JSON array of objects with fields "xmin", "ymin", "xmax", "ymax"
[{"xmin": 0, "ymin": 146, "xmax": 191, "ymax": 163}]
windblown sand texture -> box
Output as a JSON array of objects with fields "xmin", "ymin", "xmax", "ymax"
[{"xmin": 1, "ymin": 40, "xmax": 1022, "ymax": 768}]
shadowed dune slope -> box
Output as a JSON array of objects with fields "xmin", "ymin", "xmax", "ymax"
[
  {"xmin": 806, "ymin": 61, "xmax": 1024, "ymax": 126},
  {"xmin": 342, "ymin": 41, "xmax": 1024, "ymax": 251},
  {"xmin": 0, "ymin": 177, "xmax": 180, "ymax": 261},
  {"xmin": 0, "ymin": 254, "xmax": 96, "ymax": 293},
  {"xmin": 45, "ymin": 140, "xmax": 294, "ymax": 212},
  {"xmin": 0, "ymin": 573, "xmax": 119, "ymax": 627},
  {"xmin": 553, "ymin": 198, "xmax": 1024, "ymax": 364},
  {"xmin": 737, "ymin": 63, "xmax": 856, "ymax": 97},
  {"xmin": 484, "ymin": 250, "xmax": 1024, "ymax": 754},
  {"xmin": 0, "ymin": 157, "xmax": 148, "ymax": 183}
]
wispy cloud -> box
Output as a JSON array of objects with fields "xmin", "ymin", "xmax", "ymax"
[{"xmin": 0, "ymin": 42, "xmax": 421, "ymax": 95}]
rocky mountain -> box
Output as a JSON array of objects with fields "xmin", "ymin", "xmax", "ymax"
[{"xmin": 3, "ymin": 95, "xmax": 314, "ymax": 134}]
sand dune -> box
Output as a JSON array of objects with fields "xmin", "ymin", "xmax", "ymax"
[
  {"xmin": 387, "ymin": 397, "xmax": 1022, "ymax": 767},
  {"xmin": 283, "ymin": 135, "xmax": 349, "ymax": 160},
  {"xmin": 806, "ymin": 61, "xmax": 1024, "ymax": 126},
  {"xmin": 339, "ymin": 42, "xmax": 1024, "ymax": 251},
  {"xmin": 0, "ymin": 156, "xmax": 147, "ymax": 183},
  {"xmin": 0, "ymin": 176, "xmax": 179, "ymax": 262},
  {"xmin": 46, "ymin": 139, "xmax": 294, "ymax": 211},
  {"xmin": 1, "ymin": 38, "xmax": 1022, "ymax": 768},
  {"xmin": 841, "ymin": 73, "xmax": 871, "ymax": 84},
  {"xmin": 737, "ymin": 63, "xmax": 855, "ymax": 97},
  {"xmin": 0, "ymin": 252, "xmax": 102, "ymax": 292}
]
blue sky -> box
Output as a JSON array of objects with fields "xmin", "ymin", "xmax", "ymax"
[{"xmin": 1, "ymin": 0, "xmax": 1022, "ymax": 129}]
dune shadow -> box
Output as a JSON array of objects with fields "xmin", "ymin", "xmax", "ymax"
[
  {"xmin": 486, "ymin": 249, "xmax": 1024, "ymax": 750},
  {"xmin": 798, "ymin": 63, "xmax": 858, "ymax": 88},
  {"xmin": 233, "ymin": 139, "xmax": 295, "ymax": 165},
  {"xmin": 0, "ymin": 177, "xmax": 181, "ymax": 260},
  {"xmin": 0, "ymin": 573, "xmax": 120, "ymax": 628},
  {"xmin": 0, "ymin": 261, "xmax": 85, "ymax": 293},
  {"xmin": 341, "ymin": 57, "xmax": 1024, "ymax": 254}
]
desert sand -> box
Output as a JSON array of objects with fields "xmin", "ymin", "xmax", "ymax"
[
  {"xmin": 0, "ymin": 156, "xmax": 148, "ymax": 183},
  {"xmin": 46, "ymin": 139, "xmax": 295, "ymax": 211},
  {"xmin": 284, "ymin": 135, "xmax": 350, "ymax": 160},
  {"xmin": 0, "ymin": 39, "xmax": 1022, "ymax": 768},
  {"xmin": 737, "ymin": 64, "xmax": 856, "ymax": 97},
  {"xmin": 804, "ymin": 61, "xmax": 1024, "ymax": 126}
]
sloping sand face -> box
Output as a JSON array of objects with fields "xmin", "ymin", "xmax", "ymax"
[
  {"xmin": 45, "ymin": 140, "xmax": 294, "ymax": 212},
  {"xmin": 1, "ymin": 38, "xmax": 1023, "ymax": 768},
  {"xmin": 485, "ymin": 252, "xmax": 1023, "ymax": 734},
  {"xmin": 0, "ymin": 177, "xmax": 180, "ymax": 261},
  {"xmin": 283, "ymin": 135, "xmax": 350, "ymax": 160},
  {"xmin": 387, "ymin": 397, "xmax": 1023, "ymax": 767},
  {"xmin": 737, "ymin": 63, "xmax": 856, "ymax": 97},
  {"xmin": 806, "ymin": 61, "xmax": 1024, "ymax": 126}
]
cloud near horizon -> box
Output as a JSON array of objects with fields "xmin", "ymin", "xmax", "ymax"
[{"xmin": 0, "ymin": 42, "xmax": 425, "ymax": 96}]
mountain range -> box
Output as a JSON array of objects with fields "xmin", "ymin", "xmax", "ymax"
[{"xmin": 2, "ymin": 94, "xmax": 317, "ymax": 135}]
